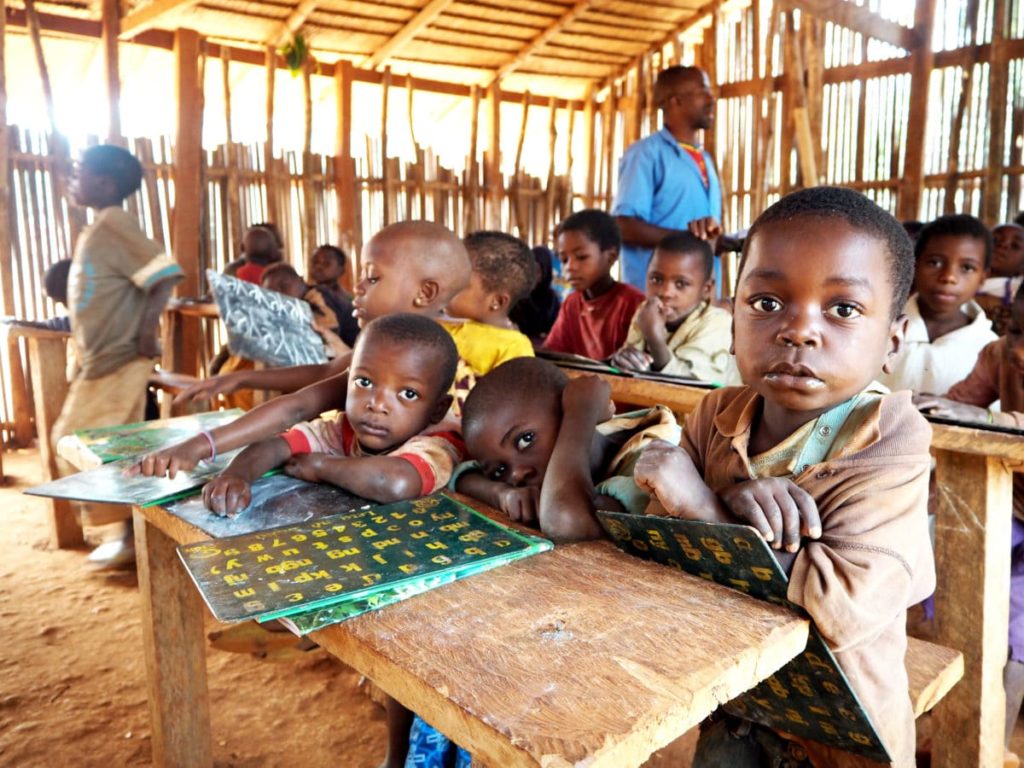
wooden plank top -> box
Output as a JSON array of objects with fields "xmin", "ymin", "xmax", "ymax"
[
  {"xmin": 166, "ymin": 299, "xmax": 220, "ymax": 318},
  {"xmin": 314, "ymin": 540, "xmax": 810, "ymax": 768}
]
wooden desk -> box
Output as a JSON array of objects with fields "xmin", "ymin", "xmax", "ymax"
[
  {"xmin": 566, "ymin": 370, "xmax": 1019, "ymax": 768},
  {"xmin": 134, "ymin": 497, "xmax": 810, "ymax": 768},
  {"xmin": 4, "ymin": 325, "xmax": 81, "ymax": 548}
]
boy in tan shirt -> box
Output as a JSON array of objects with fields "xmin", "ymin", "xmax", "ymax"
[{"xmin": 636, "ymin": 186, "xmax": 935, "ymax": 767}]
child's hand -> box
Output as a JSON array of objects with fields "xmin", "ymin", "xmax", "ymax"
[
  {"xmin": 635, "ymin": 297, "xmax": 668, "ymax": 346},
  {"xmin": 719, "ymin": 478, "xmax": 822, "ymax": 553},
  {"xmin": 687, "ymin": 216, "xmax": 723, "ymax": 241},
  {"xmin": 563, "ymin": 375, "xmax": 613, "ymax": 419},
  {"xmin": 634, "ymin": 439, "xmax": 703, "ymax": 516},
  {"xmin": 313, "ymin": 324, "xmax": 351, "ymax": 360},
  {"xmin": 913, "ymin": 394, "xmax": 990, "ymax": 423},
  {"xmin": 173, "ymin": 372, "xmax": 245, "ymax": 406},
  {"xmin": 283, "ymin": 454, "xmax": 325, "ymax": 483},
  {"xmin": 495, "ymin": 485, "xmax": 540, "ymax": 525},
  {"xmin": 203, "ymin": 473, "xmax": 252, "ymax": 517},
  {"xmin": 610, "ymin": 346, "xmax": 652, "ymax": 372},
  {"xmin": 127, "ymin": 436, "xmax": 209, "ymax": 478}
]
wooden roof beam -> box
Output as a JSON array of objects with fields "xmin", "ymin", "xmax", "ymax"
[
  {"xmin": 780, "ymin": 0, "xmax": 917, "ymax": 50},
  {"xmin": 272, "ymin": 0, "xmax": 320, "ymax": 47},
  {"xmin": 361, "ymin": 0, "xmax": 458, "ymax": 70},
  {"xmin": 486, "ymin": 0, "xmax": 593, "ymax": 86},
  {"xmin": 119, "ymin": 0, "xmax": 200, "ymax": 38}
]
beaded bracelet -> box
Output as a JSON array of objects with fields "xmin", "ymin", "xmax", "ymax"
[{"xmin": 199, "ymin": 429, "xmax": 217, "ymax": 461}]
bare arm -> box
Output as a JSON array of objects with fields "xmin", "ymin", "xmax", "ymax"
[
  {"xmin": 456, "ymin": 472, "xmax": 540, "ymax": 525},
  {"xmin": 173, "ymin": 355, "xmax": 349, "ymax": 404},
  {"xmin": 283, "ymin": 454, "xmax": 424, "ymax": 504},
  {"xmin": 138, "ymin": 275, "xmax": 182, "ymax": 358},
  {"xmin": 616, "ymin": 216, "xmax": 680, "ymax": 249},
  {"xmin": 537, "ymin": 377, "xmax": 612, "ymax": 542}
]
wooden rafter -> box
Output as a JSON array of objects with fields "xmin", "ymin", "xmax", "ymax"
[
  {"xmin": 272, "ymin": 0, "xmax": 320, "ymax": 47},
  {"xmin": 487, "ymin": 0, "xmax": 593, "ymax": 85},
  {"xmin": 361, "ymin": 0, "xmax": 457, "ymax": 71},
  {"xmin": 780, "ymin": 0, "xmax": 916, "ymax": 50},
  {"xmin": 120, "ymin": 0, "xmax": 200, "ymax": 38},
  {"xmin": 611, "ymin": 0, "xmax": 722, "ymax": 82}
]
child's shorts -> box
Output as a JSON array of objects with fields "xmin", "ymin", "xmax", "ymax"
[
  {"xmin": 692, "ymin": 712, "xmax": 813, "ymax": 768},
  {"xmin": 405, "ymin": 715, "xmax": 471, "ymax": 768}
]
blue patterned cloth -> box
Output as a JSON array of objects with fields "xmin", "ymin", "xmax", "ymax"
[{"xmin": 405, "ymin": 715, "xmax": 472, "ymax": 768}]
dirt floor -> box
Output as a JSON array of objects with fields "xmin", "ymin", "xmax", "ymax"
[{"xmin": 0, "ymin": 447, "xmax": 698, "ymax": 768}]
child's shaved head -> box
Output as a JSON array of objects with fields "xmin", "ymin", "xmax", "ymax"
[{"xmin": 370, "ymin": 221, "xmax": 471, "ymax": 301}]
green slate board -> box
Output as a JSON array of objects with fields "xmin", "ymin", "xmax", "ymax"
[
  {"xmin": 178, "ymin": 492, "xmax": 553, "ymax": 625},
  {"xmin": 597, "ymin": 510, "xmax": 891, "ymax": 763},
  {"xmin": 66, "ymin": 409, "xmax": 243, "ymax": 464}
]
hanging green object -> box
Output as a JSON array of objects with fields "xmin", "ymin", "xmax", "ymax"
[{"xmin": 280, "ymin": 32, "xmax": 309, "ymax": 77}]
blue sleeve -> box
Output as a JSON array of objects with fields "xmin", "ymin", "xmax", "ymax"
[{"xmin": 611, "ymin": 141, "xmax": 657, "ymax": 221}]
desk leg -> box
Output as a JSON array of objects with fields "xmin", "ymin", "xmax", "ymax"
[
  {"xmin": 931, "ymin": 450, "xmax": 1012, "ymax": 768},
  {"xmin": 134, "ymin": 508, "xmax": 213, "ymax": 768}
]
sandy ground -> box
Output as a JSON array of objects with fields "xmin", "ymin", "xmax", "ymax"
[{"xmin": 0, "ymin": 447, "xmax": 699, "ymax": 768}]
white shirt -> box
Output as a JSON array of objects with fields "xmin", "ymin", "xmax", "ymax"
[{"xmin": 879, "ymin": 294, "xmax": 997, "ymax": 395}]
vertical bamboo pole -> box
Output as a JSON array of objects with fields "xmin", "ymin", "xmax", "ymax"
[
  {"xmin": 464, "ymin": 84, "xmax": 480, "ymax": 234},
  {"xmin": 171, "ymin": 29, "xmax": 203, "ymax": 377},
  {"xmin": 603, "ymin": 84, "xmax": 617, "ymax": 208},
  {"xmin": 380, "ymin": 67, "xmax": 391, "ymax": 225},
  {"xmin": 510, "ymin": 91, "xmax": 531, "ymax": 237},
  {"xmin": 264, "ymin": 44, "xmax": 278, "ymax": 225},
  {"xmin": 583, "ymin": 83, "xmax": 596, "ymax": 207},
  {"xmin": 222, "ymin": 47, "xmax": 242, "ymax": 261},
  {"xmin": 302, "ymin": 56, "xmax": 316, "ymax": 273},
  {"xmin": 982, "ymin": 0, "xmax": 1009, "ymax": 223},
  {"xmin": 702, "ymin": 18, "xmax": 717, "ymax": 158},
  {"xmin": 0, "ymin": 0, "xmax": 21, "ymax": 455},
  {"xmin": 101, "ymin": 0, "xmax": 121, "ymax": 141},
  {"xmin": 899, "ymin": 0, "xmax": 937, "ymax": 220},
  {"xmin": 485, "ymin": 82, "xmax": 502, "ymax": 230},
  {"xmin": 334, "ymin": 60, "xmax": 357, "ymax": 287},
  {"xmin": 544, "ymin": 97, "xmax": 558, "ymax": 241},
  {"xmin": 752, "ymin": 5, "xmax": 779, "ymax": 215}
]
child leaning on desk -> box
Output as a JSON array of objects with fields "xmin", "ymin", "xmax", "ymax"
[
  {"xmin": 635, "ymin": 187, "xmax": 934, "ymax": 768},
  {"xmin": 915, "ymin": 281, "xmax": 1024, "ymax": 764},
  {"xmin": 609, "ymin": 231, "xmax": 731, "ymax": 381}
]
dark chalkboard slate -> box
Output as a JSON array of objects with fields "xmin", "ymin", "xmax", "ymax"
[
  {"xmin": 597, "ymin": 510, "xmax": 891, "ymax": 763},
  {"xmin": 178, "ymin": 492, "xmax": 552, "ymax": 624}
]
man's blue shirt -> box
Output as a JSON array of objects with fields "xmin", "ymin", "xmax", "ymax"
[{"xmin": 611, "ymin": 127, "xmax": 722, "ymax": 288}]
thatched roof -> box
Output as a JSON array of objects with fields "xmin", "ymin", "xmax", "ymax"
[{"xmin": 11, "ymin": 0, "xmax": 710, "ymax": 97}]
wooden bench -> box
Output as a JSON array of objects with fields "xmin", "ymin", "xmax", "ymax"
[{"xmin": 565, "ymin": 369, "xmax": 1000, "ymax": 767}]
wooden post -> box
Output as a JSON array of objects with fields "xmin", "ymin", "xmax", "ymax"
[
  {"xmin": 171, "ymin": 29, "xmax": 203, "ymax": 377},
  {"xmin": 380, "ymin": 67, "xmax": 391, "ymax": 225},
  {"xmin": 334, "ymin": 60, "xmax": 357, "ymax": 288},
  {"xmin": 221, "ymin": 47, "xmax": 242, "ymax": 261},
  {"xmin": 982, "ymin": 0, "xmax": 1009, "ymax": 223},
  {"xmin": 463, "ymin": 84, "xmax": 480, "ymax": 234},
  {"xmin": 583, "ymin": 83, "xmax": 596, "ymax": 207},
  {"xmin": 264, "ymin": 44, "xmax": 278, "ymax": 226},
  {"xmin": 931, "ymin": 450, "xmax": 1012, "ymax": 767},
  {"xmin": 101, "ymin": 0, "xmax": 121, "ymax": 141},
  {"xmin": 301, "ymin": 57, "xmax": 316, "ymax": 273},
  {"xmin": 899, "ymin": 0, "xmax": 937, "ymax": 220},
  {"xmin": 485, "ymin": 82, "xmax": 502, "ymax": 230}
]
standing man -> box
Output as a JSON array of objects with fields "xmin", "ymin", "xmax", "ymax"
[{"xmin": 612, "ymin": 66, "xmax": 722, "ymax": 289}]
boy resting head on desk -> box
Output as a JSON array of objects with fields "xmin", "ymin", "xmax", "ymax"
[
  {"xmin": 610, "ymin": 231, "xmax": 731, "ymax": 381},
  {"xmin": 454, "ymin": 356, "xmax": 680, "ymax": 541},
  {"xmin": 133, "ymin": 221, "xmax": 472, "ymax": 478},
  {"xmin": 635, "ymin": 186, "xmax": 934, "ymax": 768},
  {"xmin": 200, "ymin": 312, "xmax": 463, "ymax": 515}
]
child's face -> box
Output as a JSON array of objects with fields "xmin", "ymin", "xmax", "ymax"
[
  {"xmin": 735, "ymin": 218, "xmax": 904, "ymax": 417},
  {"xmin": 346, "ymin": 337, "xmax": 447, "ymax": 452},
  {"xmin": 447, "ymin": 273, "xmax": 497, "ymax": 323},
  {"xmin": 312, "ymin": 248, "xmax": 344, "ymax": 285},
  {"xmin": 556, "ymin": 230, "xmax": 617, "ymax": 294},
  {"xmin": 70, "ymin": 163, "xmax": 115, "ymax": 208},
  {"xmin": 464, "ymin": 395, "xmax": 561, "ymax": 489},
  {"xmin": 992, "ymin": 225, "xmax": 1024, "ymax": 278},
  {"xmin": 353, "ymin": 237, "xmax": 428, "ymax": 327},
  {"xmin": 914, "ymin": 234, "xmax": 988, "ymax": 316},
  {"xmin": 646, "ymin": 249, "xmax": 714, "ymax": 327}
]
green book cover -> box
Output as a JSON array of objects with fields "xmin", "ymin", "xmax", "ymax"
[
  {"xmin": 178, "ymin": 493, "xmax": 552, "ymax": 624},
  {"xmin": 65, "ymin": 409, "xmax": 244, "ymax": 465},
  {"xmin": 597, "ymin": 510, "xmax": 891, "ymax": 763}
]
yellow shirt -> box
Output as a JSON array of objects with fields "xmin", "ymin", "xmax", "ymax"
[{"xmin": 441, "ymin": 319, "xmax": 534, "ymax": 378}]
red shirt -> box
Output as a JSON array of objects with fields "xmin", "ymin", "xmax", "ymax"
[
  {"xmin": 543, "ymin": 282, "xmax": 645, "ymax": 360},
  {"xmin": 235, "ymin": 262, "xmax": 266, "ymax": 284}
]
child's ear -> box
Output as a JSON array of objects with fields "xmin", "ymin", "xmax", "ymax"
[
  {"xmin": 605, "ymin": 248, "xmax": 620, "ymax": 265},
  {"xmin": 415, "ymin": 280, "xmax": 440, "ymax": 307},
  {"xmin": 489, "ymin": 291, "xmax": 511, "ymax": 313},
  {"xmin": 881, "ymin": 313, "xmax": 909, "ymax": 374},
  {"xmin": 428, "ymin": 393, "xmax": 453, "ymax": 424},
  {"xmin": 701, "ymin": 278, "xmax": 715, "ymax": 300}
]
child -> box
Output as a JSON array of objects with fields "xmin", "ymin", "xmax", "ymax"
[
  {"xmin": 310, "ymin": 244, "xmax": 351, "ymax": 298},
  {"xmin": 914, "ymin": 283, "xmax": 1024, "ymax": 766},
  {"xmin": 201, "ymin": 313, "xmax": 462, "ymax": 515},
  {"xmin": 55, "ymin": 144, "xmax": 183, "ymax": 569},
  {"xmin": 405, "ymin": 357, "xmax": 680, "ymax": 765},
  {"xmin": 610, "ymin": 232, "xmax": 731, "ymax": 381},
  {"xmin": 133, "ymin": 220, "xmax": 472, "ymax": 477},
  {"xmin": 260, "ymin": 262, "xmax": 359, "ymax": 351},
  {"xmin": 880, "ymin": 213, "xmax": 996, "ymax": 395},
  {"xmin": 231, "ymin": 226, "xmax": 280, "ymax": 284},
  {"xmin": 445, "ymin": 230, "xmax": 536, "ymax": 375},
  {"xmin": 976, "ymin": 223, "xmax": 1024, "ymax": 335},
  {"xmin": 543, "ymin": 209, "xmax": 645, "ymax": 360},
  {"xmin": 634, "ymin": 187, "xmax": 934, "ymax": 768},
  {"xmin": 509, "ymin": 245, "xmax": 561, "ymax": 342},
  {"xmin": 5, "ymin": 259, "xmax": 72, "ymax": 332}
]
